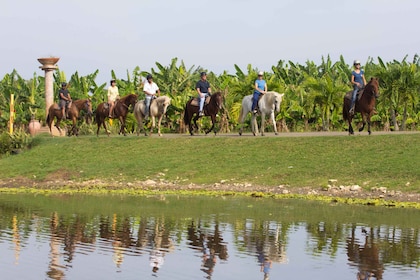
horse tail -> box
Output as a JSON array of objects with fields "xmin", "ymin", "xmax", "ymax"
[
  {"xmin": 183, "ymin": 104, "xmax": 188, "ymax": 125},
  {"xmin": 46, "ymin": 112, "xmax": 51, "ymax": 129}
]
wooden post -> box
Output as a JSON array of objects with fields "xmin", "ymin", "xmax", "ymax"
[{"xmin": 9, "ymin": 94, "xmax": 14, "ymax": 134}]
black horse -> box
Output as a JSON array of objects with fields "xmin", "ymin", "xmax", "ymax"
[
  {"xmin": 183, "ymin": 92, "xmax": 223, "ymax": 136},
  {"xmin": 343, "ymin": 78, "xmax": 380, "ymax": 135}
]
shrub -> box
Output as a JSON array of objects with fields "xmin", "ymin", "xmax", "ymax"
[{"xmin": 0, "ymin": 129, "xmax": 33, "ymax": 156}]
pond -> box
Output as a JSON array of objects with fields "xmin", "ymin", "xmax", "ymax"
[{"xmin": 0, "ymin": 193, "xmax": 419, "ymax": 279}]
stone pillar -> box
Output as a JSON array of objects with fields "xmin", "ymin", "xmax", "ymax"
[{"xmin": 37, "ymin": 57, "xmax": 59, "ymax": 118}]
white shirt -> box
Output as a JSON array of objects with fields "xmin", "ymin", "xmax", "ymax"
[{"xmin": 143, "ymin": 81, "xmax": 159, "ymax": 98}]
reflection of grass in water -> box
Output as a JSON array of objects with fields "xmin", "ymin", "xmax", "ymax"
[
  {"xmin": 1, "ymin": 193, "xmax": 420, "ymax": 226},
  {"xmin": 0, "ymin": 133, "xmax": 418, "ymax": 192}
]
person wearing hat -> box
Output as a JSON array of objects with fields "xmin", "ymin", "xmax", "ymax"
[
  {"xmin": 349, "ymin": 60, "xmax": 367, "ymax": 114},
  {"xmin": 252, "ymin": 71, "xmax": 267, "ymax": 114},
  {"xmin": 107, "ymin": 79, "xmax": 120, "ymax": 118},
  {"xmin": 142, "ymin": 74, "xmax": 160, "ymax": 118},
  {"xmin": 58, "ymin": 82, "xmax": 72, "ymax": 120},
  {"xmin": 196, "ymin": 72, "xmax": 211, "ymax": 116}
]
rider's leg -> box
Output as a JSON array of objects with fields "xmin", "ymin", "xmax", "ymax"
[
  {"xmin": 109, "ymin": 101, "xmax": 114, "ymax": 117},
  {"xmin": 349, "ymin": 86, "xmax": 358, "ymax": 114},
  {"xmin": 199, "ymin": 95, "xmax": 205, "ymax": 116},
  {"xmin": 252, "ymin": 92, "xmax": 259, "ymax": 113},
  {"xmin": 145, "ymin": 97, "xmax": 151, "ymax": 118}
]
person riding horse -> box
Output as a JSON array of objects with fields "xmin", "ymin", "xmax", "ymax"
[
  {"xmin": 252, "ymin": 71, "xmax": 267, "ymax": 114},
  {"xmin": 58, "ymin": 82, "xmax": 72, "ymax": 120},
  {"xmin": 108, "ymin": 79, "xmax": 120, "ymax": 118},
  {"xmin": 196, "ymin": 72, "xmax": 211, "ymax": 116},
  {"xmin": 143, "ymin": 74, "xmax": 160, "ymax": 119},
  {"xmin": 349, "ymin": 60, "xmax": 367, "ymax": 115}
]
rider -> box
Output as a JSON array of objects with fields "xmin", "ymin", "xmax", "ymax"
[
  {"xmin": 252, "ymin": 71, "xmax": 267, "ymax": 114},
  {"xmin": 196, "ymin": 72, "xmax": 211, "ymax": 116},
  {"xmin": 107, "ymin": 79, "xmax": 120, "ymax": 118},
  {"xmin": 349, "ymin": 60, "xmax": 367, "ymax": 115},
  {"xmin": 143, "ymin": 74, "xmax": 160, "ymax": 119},
  {"xmin": 58, "ymin": 82, "xmax": 72, "ymax": 120}
]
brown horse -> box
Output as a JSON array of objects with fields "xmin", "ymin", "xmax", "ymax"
[
  {"xmin": 343, "ymin": 78, "xmax": 379, "ymax": 135},
  {"xmin": 183, "ymin": 92, "xmax": 223, "ymax": 135},
  {"xmin": 46, "ymin": 99, "xmax": 93, "ymax": 136},
  {"xmin": 95, "ymin": 93, "xmax": 138, "ymax": 136}
]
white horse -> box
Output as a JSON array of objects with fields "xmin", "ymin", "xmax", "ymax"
[
  {"xmin": 134, "ymin": 96, "xmax": 171, "ymax": 136},
  {"xmin": 238, "ymin": 91, "xmax": 284, "ymax": 136}
]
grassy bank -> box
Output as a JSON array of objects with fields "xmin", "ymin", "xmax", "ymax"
[{"xmin": 0, "ymin": 132, "xmax": 419, "ymax": 192}]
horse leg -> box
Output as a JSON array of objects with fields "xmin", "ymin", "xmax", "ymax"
[
  {"xmin": 366, "ymin": 114, "xmax": 372, "ymax": 135},
  {"xmin": 270, "ymin": 112, "xmax": 278, "ymax": 135},
  {"xmin": 54, "ymin": 119, "xmax": 62, "ymax": 136},
  {"xmin": 157, "ymin": 115, "xmax": 164, "ymax": 136},
  {"xmin": 205, "ymin": 115, "xmax": 216, "ymax": 135},
  {"xmin": 358, "ymin": 113, "xmax": 366, "ymax": 133},
  {"xmin": 260, "ymin": 113, "xmax": 266, "ymax": 136},
  {"xmin": 150, "ymin": 116, "xmax": 156, "ymax": 136},
  {"xmin": 120, "ymin": 116, "xmax": 128, "ymax": 136},
  {"xmin": 193, "ymin": 115, "xmax": 199, "ymax": 134}
]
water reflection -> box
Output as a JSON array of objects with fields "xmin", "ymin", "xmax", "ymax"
[{"xmin": 0, "ymin": 194, "xmax": 419, "ymax": 279}]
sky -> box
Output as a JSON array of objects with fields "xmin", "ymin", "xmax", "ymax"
[{"xmin": 1, "ymin": 0, "xmax": 419, "ymax": 86}]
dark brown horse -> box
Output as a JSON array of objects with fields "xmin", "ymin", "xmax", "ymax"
[
  {"xmin": 46, "ymin": 99, "xmax": 93, "ymax": 136},
  {"xmin": 343, "ymin": 78, "xmax": 379, "ymax": 135},
  {"xmin": 95, "ymin": 93, "xmax": 138, "ymax": 136},
  {"xmin": 183, "ymin": 92, "xmax": 223, "ymax": 135}
]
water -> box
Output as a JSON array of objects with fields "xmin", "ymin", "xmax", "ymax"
[{"xmin": 0, "ymin": 194, "xmax": 419, "ymax": 279}]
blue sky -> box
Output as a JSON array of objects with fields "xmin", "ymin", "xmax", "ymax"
[{"xmin": 1, "ymin": 0, "xmax": 419, "ymax": 86}]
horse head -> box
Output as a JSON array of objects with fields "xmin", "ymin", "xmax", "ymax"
[
  {"xmin": 212, "ymin": 92, "xmax": 223, "ymax": 109},
  {"xmin": 85, "ymin": 99, "xmax": 93, "ymax": 116},
  {"xmin": 365, "ymin": 78, "xmax": 380, "ymax": 99},
  {"xmin": 121, "ymin": 93, "xmax": 138, "ymax": 108},
  {"xmin": 273, "ymin": 92, "xmax": 284, "ymax": 112}
]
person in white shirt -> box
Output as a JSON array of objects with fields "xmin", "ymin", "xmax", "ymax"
[
  {"xmin": 142, "ymin": 74, "xmax": 160, "ymax": 118},
  {"xmin": 107, "ymin": 79, "xmax": 120, "ymax": 118}
]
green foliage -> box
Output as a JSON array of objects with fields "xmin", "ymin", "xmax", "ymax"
[
  {"xmin": 1, "ymin": 55, "xmax": 419, "ymax": 133},
  {"xmin": 0, "ymin": 129, "xmax": 33, "ymax": 156}
]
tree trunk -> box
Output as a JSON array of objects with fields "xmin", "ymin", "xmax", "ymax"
[{"xmin": 390, "ymin": 108, "xmax": 399, "ymax": 131}]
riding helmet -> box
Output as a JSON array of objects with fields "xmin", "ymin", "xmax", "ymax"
[
  {"xmin": 61, "ymin": 82, "xmax": 67, "ymax": 87},
  {"xmin": 146, "ymin": 74, "xmax": 153, "ymax": 80},
  {"xmin": 353, "ymin": 60, "xmax": 361, "ymax": 65},
  {"xmin": 258, "ymin": 71, "xmax": 264, "ymax": 76},
  {"xmin": 200, "ymin": 72, "xmax": 207, "ymax": 77}
]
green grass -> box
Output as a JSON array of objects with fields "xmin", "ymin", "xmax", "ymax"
[{"xmin": 0, "ymin": 133, "xmax": 419, "ymax": 192}]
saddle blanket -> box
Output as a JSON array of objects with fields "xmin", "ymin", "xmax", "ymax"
[{"xmin": 190, "ymin": 95, "xmax": 211, "ymax": 107}]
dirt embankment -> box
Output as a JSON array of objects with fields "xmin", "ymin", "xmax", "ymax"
[{"xmin": 1, "ymin": 176, "xmax": 419, "ymax": 204}]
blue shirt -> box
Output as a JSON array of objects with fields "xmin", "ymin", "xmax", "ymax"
[
  {"xmin": 254, "ymin": 79, "xmax": 266, "ymax": 94},
  {"xmin": 352, "ymin": 70, "xmax": 365, "ymax": 86}
]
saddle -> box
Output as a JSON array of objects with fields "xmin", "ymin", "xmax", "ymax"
[
  {"xmin": 345, "ymin": 88, "xmax": 364, "ymax": 101},
  {"xmin": 190, "ymin": 95, "xmax": 211, "ymax": 107}
]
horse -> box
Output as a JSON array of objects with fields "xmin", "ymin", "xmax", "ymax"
[
  {"xmin": 343, "ymin": 77, "xmax": 379, "ymax": 135},
  {"xmin": 46, "ymin": 98, "xmax": 93, "ymax": 136},
  {"xmin": 95, "ymin": 93, "xmax": 138, "ymax": 136},
  {"xmin": 133, "ymin": 96, "xmax": 171, "ymax": 136},
  {"xmin": 238, "ymin": 91, "xmax": 284, "ymax": 136},
  {"xmin": 183, "ymin": 92, "xmax": 223, "ymax": 136}
]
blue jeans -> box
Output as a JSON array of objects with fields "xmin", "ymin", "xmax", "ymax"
[
  {"xmin": 145, "ymin": 95, "xmax": 154, "ymax": 116},
  {"xmin": 350, "ymin": 85, "xmax": 359, "ymax": 109},
  {"xmin": 252, "ymin": 91, "xmax": 260, "ymax": 111}
]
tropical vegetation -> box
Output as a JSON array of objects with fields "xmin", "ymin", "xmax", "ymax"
[{"xmin": 1, "ymin": 55, "xmax": 419, "ymax": 135}]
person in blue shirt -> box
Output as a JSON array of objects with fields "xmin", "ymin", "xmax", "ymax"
[
  {"xmin": 196, "ymin": 72, "xmax": 212, "ymax": 116},
  {"xmin": 252, "ymin": 71, "xmax": 267, "ymax": 114},
  {"xmin": 349, "ymin": 60, "xmax": 367, "ymax": 114}
]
